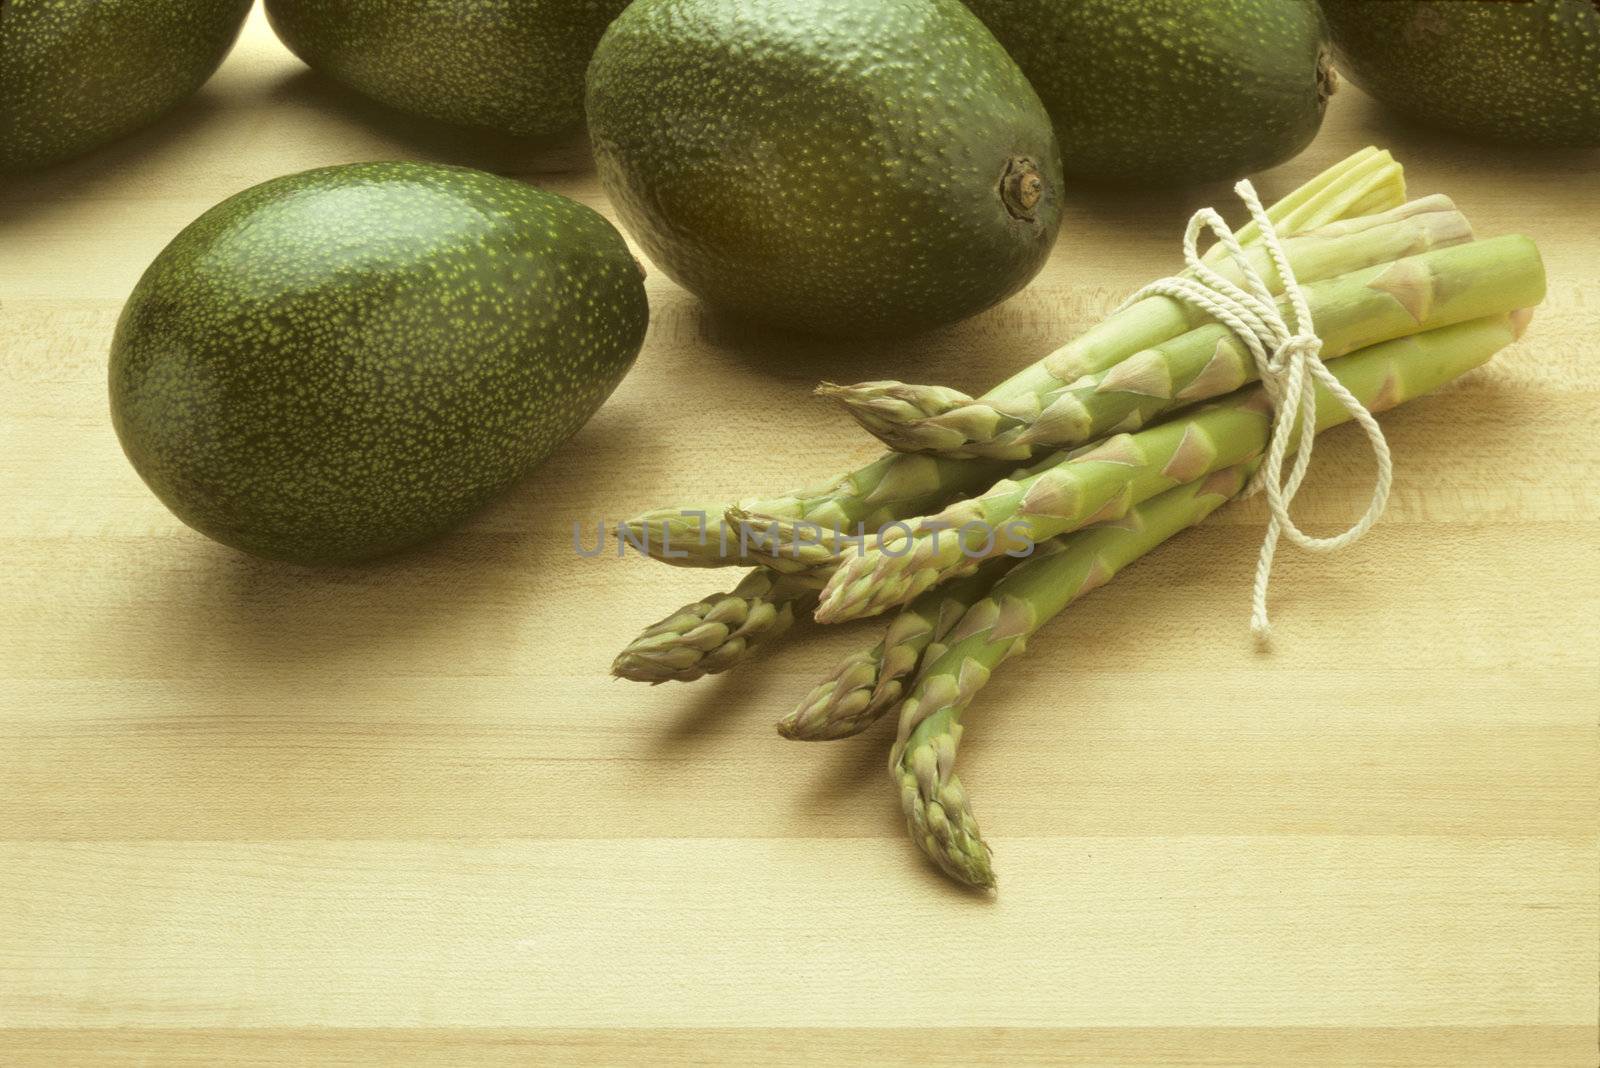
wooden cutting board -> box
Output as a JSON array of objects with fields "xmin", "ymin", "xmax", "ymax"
[{"xmin": 2, "ymin": 11, "xmax": 1595, "ymax": 1066}]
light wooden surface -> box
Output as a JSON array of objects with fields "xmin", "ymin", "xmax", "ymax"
[{"xmin": 2, "ymin": 11, "xmax": 1597, "ymax": 1067}]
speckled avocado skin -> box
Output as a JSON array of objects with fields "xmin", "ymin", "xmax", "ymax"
[
  {"xmin": 264, "ymin": 0, "xmax": 633, "ymax": 139},
  {"xmin": 963, "ymin": 0, "xmax": 1332, "ymax": 186},
  {"xmin": 110, "ymin": 162, "xmax": 649, "ymax": 565},
  {"xmin": 585, "ymin": 0, "xmax": 1064, "ymax": 339},
  {"xmin": 1323, "ymin": 0, "xmax": 1600, "ymax": 148},
  {"xmin": 0, "ymin": 0, "xmax": 252, "ymax": 172}
]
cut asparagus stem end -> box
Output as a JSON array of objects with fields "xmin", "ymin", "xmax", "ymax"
[{"xmin": 1510, "ymin": 307, "xmax": 1535, "ymax": 339}]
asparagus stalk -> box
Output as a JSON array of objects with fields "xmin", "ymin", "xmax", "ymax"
[
  {"xmin": 616, "ymin": 149, "xmax": 1407, "ymax": 570},
  {"xmin": 823, "ymin": 202, "xmax": 1477, "ymax": 459},
  {"xmin": 898, "ymin": 307, "xmax": 1532, "ymax": 887},
  {"xmin": 611, "ymin": 569, "xmax": 822, "ymax": 683},
  {"xmin": 892, "ymin": 464, "xmax": 1258, "ymax": 889},
  {"xmin": 816, "ymin": 306, "xmax": 1539, "ymax": 623},
  {"xmin": 776, "ymin": 560, "xmax": 1014, "ymax": 741}
]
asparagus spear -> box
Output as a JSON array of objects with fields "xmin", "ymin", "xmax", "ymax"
[
  {"xmin": 816, "ymin": 306, "xmax": 1539, "ymax": 623},
  {"xmin": 898, "ymin": 308, "xmax": 1531, "ymax": 886},
  {"xmin": 611, "ymin": 569, "xmax": 822, "ymax": 683},
  {"xmin": 823, "ymin": 202, "xmax": 1477, "ymax": 459},
  {"xmin": 892, "ymin": 464, "xmax": 1258, "ymax": 889},
  {"xmin": 617, "ymin": 149, "xmax": 1407, "ymax": 570},
  {"xmin": 776, "ymin": 560, "xmax": 1014, "ymax": 741}
]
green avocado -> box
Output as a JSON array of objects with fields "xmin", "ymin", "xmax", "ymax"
[
  {"xmin": 1322, "ymin": 0, "xmax": 1600, "ymax": 148},
  {"xmin": 585, "ymin": 0, "xmax": 1063, "ymax": 339},
  {"xmin": 110, "ymin": 162, "xmax": 649, "ymax": 565},
  {"xmin": 963, "ymin": 0, "xmax": 1334, "ymax": 186},
  {"xmin": 264, "ymin": 0, "xmax": 633, "ymax": 140},
  {"xmin": 0, "ymin": 0, "xmax": 252, "ymax": 172}
]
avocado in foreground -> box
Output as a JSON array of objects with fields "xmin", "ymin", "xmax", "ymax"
[
  {"xmin": 110, "ymin": 162, "xmax": 649, "ymax": 565},
  {"xmin": 264, "ymin": 0, "xmax": 633, "ymax": 140},
  {"xmin": 963, "ymin": 0, "xmax": 1334, "ymax": 186},
  {"xmin": 1322, "ymin": 0, "xmax": 1600, "ymax": 148},
  {"xmin": 0, "ymin": 0, "xmax": 252, "ymax": 172},
  {"xmin": 586, "ymin": 0, "xmax": 1064, "ymax": 339}
]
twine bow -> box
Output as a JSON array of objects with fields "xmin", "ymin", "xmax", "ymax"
[{"xmin": 1118, "ymin": 180, "xmax": 1393, "ymax": 642}]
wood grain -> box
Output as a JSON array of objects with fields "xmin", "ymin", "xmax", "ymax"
[{"xmin": 1, "ymin": 12, "xmax": 1596, "ymax": 1066}]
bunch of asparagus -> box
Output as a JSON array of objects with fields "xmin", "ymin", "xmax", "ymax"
[{"xmin": 610, "ymin": 148, "xmax": 1546, "ymax": 889}]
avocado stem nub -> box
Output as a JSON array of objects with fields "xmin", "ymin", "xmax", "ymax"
[
  {"xmin": 1317, "ymin": 48, "xmax": 1340, "ymax": 106},
  {"xmin": 1001, "ymin": 157, "xmax": 1046, "ymax": 221}
]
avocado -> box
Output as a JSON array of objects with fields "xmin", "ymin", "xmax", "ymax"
[
  {"xmin": 109, "ymin": 162, "xmax": 649, "ymax": 565},
  {"xmin": 585, "ymin": 0, "xmax": 1063, "ymax": 339},
  {"xmin": 1322, "ymin": 0, "xmax": 1600, "ymax": 148},
  {"xmin": 963, "ymin": 0, "xmax": 1334, "ymax": 186},
  {"xmin": 0, "ymin": 0, "xmax": 252, "ymax": 172},
  {"xmin": 264, "ymin": 0, "xmax": 633, "ymax": 140}
]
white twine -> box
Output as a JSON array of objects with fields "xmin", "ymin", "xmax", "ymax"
[{"xmin": 1117, "ymin": 180, "xmax": 1393, "ymax": 642}]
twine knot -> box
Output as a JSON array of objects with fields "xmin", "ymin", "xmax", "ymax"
[{"xmin": 1117, "ymin": 180, "xmax": 1393, "ymax": 643}]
